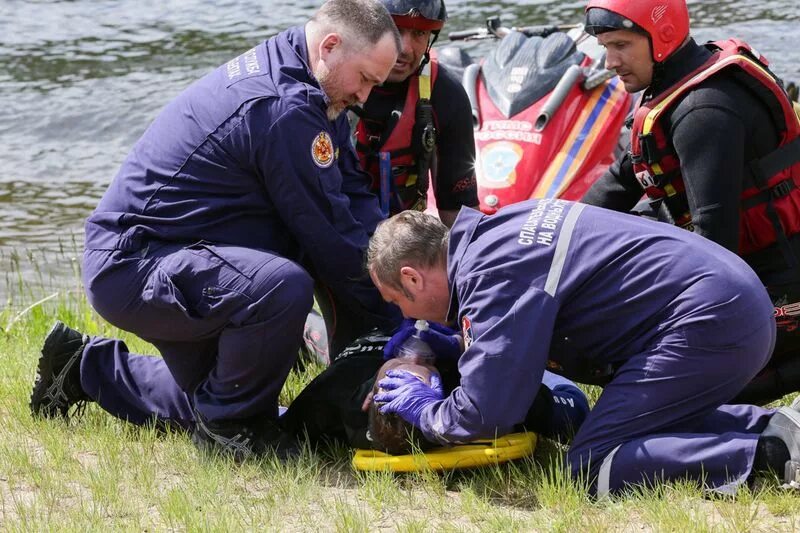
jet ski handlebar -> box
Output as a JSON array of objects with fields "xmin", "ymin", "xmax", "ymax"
[{"xmin": 448, "ymin": 17, "xmax": 579, "ymax": 42}]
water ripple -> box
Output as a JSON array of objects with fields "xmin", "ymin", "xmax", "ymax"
[{"xmin": 0, "ymin": 0, "xmax": 797, "ymax": 296}]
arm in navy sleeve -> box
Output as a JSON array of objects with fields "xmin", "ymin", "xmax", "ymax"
[
  {"xmin": 580, "ymin": 149, "xmax": 643, "ymax": 211},
  {"xmin": 417, "ymin": 275, "xmax": 558, "ymax": 444},
  {"xmin": 331, "ymin": 114, "xmax": 385, "ymax": 236},
  {"xmin": 669, "ymin": 100, "xmax": 745, "ymax": 252},
  {"xmin": 255, "ymin": 103, "xmax": 389, "ymax": 317}
]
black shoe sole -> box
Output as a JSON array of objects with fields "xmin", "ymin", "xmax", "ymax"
[
  {"xmin": 30, "ymin": 322, "xmax": 86, "ymax": 419},
  {"xmin": 191, "ymin": 410, "xmax": 301, "ymax": 463}
]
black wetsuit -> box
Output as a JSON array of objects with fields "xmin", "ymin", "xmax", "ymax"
[
  {"xmin": 357, "ymin": 62, "xmax": 478, "ymax": 211},
  {"xmin": 582, "ymin": 38, "xmax": 800, "ymax": 404}
]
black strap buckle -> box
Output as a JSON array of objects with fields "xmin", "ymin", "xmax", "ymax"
[
  {"xmin": 638, "ymin": 132, "xmax": 660, "ymax": 165},
  {"xmin": 773, "ymin": 179, "xmax": 795, "ymax": 199},
  {"xmin": 421, "ymin": 123, "xmax": 436, "ymax": 153}
]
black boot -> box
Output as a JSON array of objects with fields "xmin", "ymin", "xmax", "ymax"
[
  {"xmin": 753, "ymin": 407, "xmax": 800, "ymax": 488},
  {"xmin": 30, "ymin": 321, "xmax": 91, "ymax": 419},
  {"xmin": 753, "ymin": 436, "xmax": 790, "ymax": 475},
  {"xmin": 191, "ymin": 409, "xmax": 300, "ymax": 463}
]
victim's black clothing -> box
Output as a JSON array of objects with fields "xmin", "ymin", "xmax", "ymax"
[{"xmin": 280, "ymin": 331, "xmax": 581, "ymax": 450}]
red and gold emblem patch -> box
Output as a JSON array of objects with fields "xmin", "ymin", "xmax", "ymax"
[
  {"xmin": 311, "ymin": 131, "xmax": 334, "ymax": 168},
  {"xmin": 461, "ymin": 315, "xmax": 473, "ymax": 349}
]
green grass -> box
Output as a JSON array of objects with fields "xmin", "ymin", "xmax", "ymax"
[{"xmin": 2, "ymin": 271, "xmax": 800, "ymax": 530}]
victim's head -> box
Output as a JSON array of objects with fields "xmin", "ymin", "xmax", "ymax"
[{"xmin": 368, "ymin": 357, "xmax": 438, "ymax": 454}]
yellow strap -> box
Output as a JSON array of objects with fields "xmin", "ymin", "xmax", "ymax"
[
  {"xmin": 642, "ymin": 54, "xmax": 775, "ymax": 135},
  {"xmin": 419, "ymin": 61, "xmax": 432, "ymax": 100},
  {"xmin": 352, "ymin": 431, "xmax": 537, "ymax": 472}
]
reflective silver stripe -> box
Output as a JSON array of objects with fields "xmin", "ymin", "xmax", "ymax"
[
  {"xmin": 544, "ymin": 203, "xmax": 585, "ymax": 296},
  {"xmin": 429, "ymin": 407, "xmax": 455, "ymax": 445},
  {"xmin": 597, "ymin": 443, "xmax": 622, "ymax": 499}
]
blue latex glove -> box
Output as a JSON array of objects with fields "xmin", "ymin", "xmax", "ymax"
[
  {"xmin": 373, "ymin": 369, "xmax": 444, "ymax": 427},
  {"xmin": 382, "ymin": 319, "xmax": 463, "ymax": 361},
  {"xmin": 382, "ymin": 319, "xmax": 418, "ymax": 359}
]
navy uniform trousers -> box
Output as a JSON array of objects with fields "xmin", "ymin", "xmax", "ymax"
[
  {"xmin": 568, "ymin": 318, "xmax": 777, "ymax": 496},
  {"xmin": 432, "ymin": 201, "xmax": 781, "ymax": 496},
  {"xmin": 82, "ymin": 241, "xmax": 316, "ymax": 424}
]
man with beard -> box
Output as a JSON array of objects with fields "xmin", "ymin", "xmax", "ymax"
[
  {"xmin": 29, "ymin": 0, "xmax": 402, "ymax": 461},
  {"xmin": 300, "ymin": 0, "xmax": 478, "ymax": 365}
]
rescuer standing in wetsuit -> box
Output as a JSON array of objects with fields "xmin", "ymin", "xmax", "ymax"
[
  {"xmin": 352, "ymin": 0, "xmax": 478, "ymax": 228},
  {"xmin": 580, "ymin": 0, "xmax": 800, "ymax": 404}
]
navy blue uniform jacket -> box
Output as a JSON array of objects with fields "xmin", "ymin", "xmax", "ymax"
[
  {"xmin": 85, "ymin": 26, "xmax": 388, "ymax": 318},
  {"xmin": 419, "ymin": 200, "xmax": 773, "ymax": 444}
]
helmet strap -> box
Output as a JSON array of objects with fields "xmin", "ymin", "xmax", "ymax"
[{"xmin": 415, "ymin": 30, "xmax": 439, "ymax": 75}]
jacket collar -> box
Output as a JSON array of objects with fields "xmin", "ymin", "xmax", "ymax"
[{"xmin": 272, "ymin": 26, "xmax": 330, "ymax": 106}]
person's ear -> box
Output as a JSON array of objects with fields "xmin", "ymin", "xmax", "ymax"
[
  {"xmin": 319, "ymin": 33, "xmax": 342, "ymax": 62},
  {"xmin": 399, "ymin": 266, "xmax": 424, "ymax": 293}
]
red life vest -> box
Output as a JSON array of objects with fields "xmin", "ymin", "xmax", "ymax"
[
  {"xmin": 354, "ymin": 56, "xmax": 439, "ymax": 213},
  {"xmin": 630, "ymin": 39, "xmax": 800, "ymax": 257}
]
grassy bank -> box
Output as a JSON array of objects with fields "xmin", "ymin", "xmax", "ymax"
[{"xmin": 2, "ymin": 289, "xmax": 800, "ymax": 531}]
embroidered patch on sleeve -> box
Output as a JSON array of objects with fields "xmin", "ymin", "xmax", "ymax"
[
  {"xmin": 311, "ymin": 131, "xmax": 335, "ymax": 168},
  {"xmin": 461, "ymin": 315, "xmax": 473, "ymax": 349}
]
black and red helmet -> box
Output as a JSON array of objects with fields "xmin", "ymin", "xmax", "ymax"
[
  {"xmin": 381, "ymin": 0, "xmax": 447, "ymax": 31},
  {"xmin": 585, "ymin": 0, "xmax": 690, "ymax": 62}
]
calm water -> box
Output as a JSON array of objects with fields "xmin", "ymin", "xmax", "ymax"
[{"xmin": 1, "ymin": 0, "xmax": 798, "ymax": 298}]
